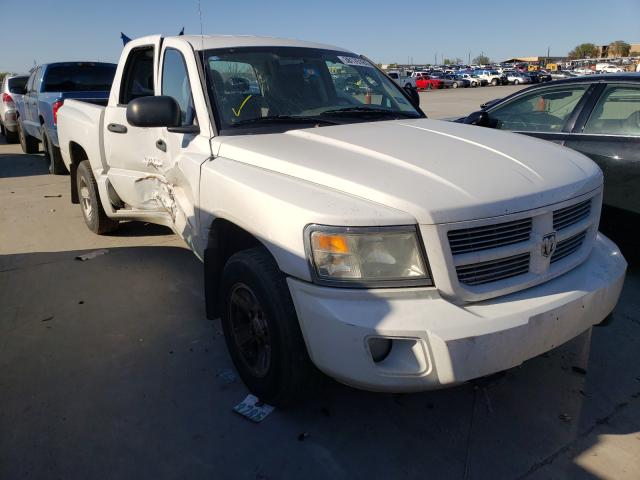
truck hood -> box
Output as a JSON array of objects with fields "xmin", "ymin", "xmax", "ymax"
[{"xmin": 215, "ymin": 118, "xmax": 602, "ymax": 224}]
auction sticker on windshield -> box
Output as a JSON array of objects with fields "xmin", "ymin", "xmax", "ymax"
[{"xmin": 337, "ymin": 56, "xmax": 373, "ymax": 68}]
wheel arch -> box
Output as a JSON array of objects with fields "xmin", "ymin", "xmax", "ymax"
[
  {"xmin": 68, "ymin": 142, "xmax": 89, "ymax": 203},
  {"xmin": 204, "ymin": 218, "xmax": 275, "ymax": 319}
]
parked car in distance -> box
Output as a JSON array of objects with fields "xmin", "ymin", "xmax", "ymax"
[
  {"xmin": 460, "ymin": 73, "xmax": 640, "ymax": 217},
  {"xmin": 601, "ymin": 65, "xmax": 625, "ymax": 73},
  {"xmin": 0, "ymin": 74, "xmax": 28, "ymax": 143},
  {"xmin": 57, "ymin": 34, "xmax": 626, "ymax": 406},
  {"xmin": 574, "ymin": 67, "xmax": 596, "ymax": 75},
  {"xmin": 505, "ymin": 72, "xmax": 531, "ymax": 85},
  {"xmin": 16, "ymin": 62, "xmax": 117, "ymax": 174},
  {"xmin": 475, "ymin": 69, "xmax": 506, "ymax": 86},
  {"xmin": 415, "ymin": 76, "xmax": 442, "ymax": 90},
  {"xmin": 428, "ymin": 73, "xmax": 454, "ymax": 88},
  {"xmin": 523, "ymin": 71, "xmax": 551, "ymax": 83},
  {"xmin": 445, "ymin": 74, "xmax": 470, "ymax": 88},
  {"xmin": 386, "ymin": 71, "xmax": 417, "ymax": 89},
  {"xmin": 458, "ymin": 73, "xmax": 485, "ymax": 87},
  {"xmin": 550, "ymin": 71, "xmax": 578, "ymax": 80}
]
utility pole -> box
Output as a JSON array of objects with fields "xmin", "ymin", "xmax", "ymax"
[
  {"xmin": 434, "ymin": 52, "xmax": 437, "ymax": 65},
  {"xmin": 468, "ymin": 52, "xmax": 471, "ymax": 64}
]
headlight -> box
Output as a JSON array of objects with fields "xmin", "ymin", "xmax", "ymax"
[{"xmin": 305, "ymin": 225, "xmax": 432, "ymax": 287}]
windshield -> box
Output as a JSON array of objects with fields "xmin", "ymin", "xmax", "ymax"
[
  {"xmin": 203, "ymin": 47, "xmax": 421, "ymax": 133},
  {"xmin": 43, "ymin": 63, "xmax": 116, "ymax": 92}
]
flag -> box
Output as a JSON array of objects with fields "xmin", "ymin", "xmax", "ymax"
[{"xmin": 121, "ymin": 32, "xmax": 132, "ymax": 46}]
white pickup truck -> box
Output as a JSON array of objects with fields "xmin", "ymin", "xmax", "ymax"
[{"xmin": 58, "ymin": 34, "xmax": 626, "ymax": 406}]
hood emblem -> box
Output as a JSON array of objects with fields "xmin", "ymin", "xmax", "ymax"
[{"xmin": 541, "ymin": 233, "xmax": 557, "ymax": 258}]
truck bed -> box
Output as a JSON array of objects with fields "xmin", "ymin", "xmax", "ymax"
[{"xmin": 57, "ymin": 99, "xmax": 106, "ymax": 175}]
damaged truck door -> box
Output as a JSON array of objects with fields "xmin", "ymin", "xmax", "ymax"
[{"xmin": 101, "ymin": 36, "xmax": 209, "ymax": 244}]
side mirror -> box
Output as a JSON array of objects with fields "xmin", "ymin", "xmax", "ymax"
[
  {"xmin": 463, "ymin": 110, "xmax": 490, "ymax": 126},
  {"xmin": 404, "ymin": 85, "xmax": 420, "ymax": 109},
  {"xmin": 126, "ymin": 96, "xmax": 181, "ymax": 128}
]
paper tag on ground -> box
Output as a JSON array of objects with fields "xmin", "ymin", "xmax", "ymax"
[{"xmin": 233, "ymin": 394, "xmax": 274, "ymax": 422}]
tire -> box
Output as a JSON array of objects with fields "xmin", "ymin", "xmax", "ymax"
[
  {"xmin": 491, "ymin": 78, "xmax": 498, "ymax": 86},
  {"xmin": 76, "ymin": 160, "xmax": 119, "ymax": 234},
  {"xmin": 5, "ymin": 127, "xmax": 18, "ymax": 143},
  {"xmin": 514, "ymin": 79, "xmax": 520, "ymax": 85},
  {"xmin": 452, "ymin": 82, "xmax": 458, "ymax": 88},
  {"xmin": 18, "ymin": 122, "xmax": 39, "ymax": 154},
  {"xmin": 220, "ymin": 247, "xmax": 315, "ymax": 407},
  {"xmin": 42, "ymin": 128, "xmax": 68, "ymax": 175}
]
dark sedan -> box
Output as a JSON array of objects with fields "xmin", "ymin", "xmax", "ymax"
[
  {"xmin": 459, "ymin": 74, "xmax": 640, "ymax": 216},
  {"xmin": 524, "ymin": 71, "xmax": 552, "ymax": 83}
]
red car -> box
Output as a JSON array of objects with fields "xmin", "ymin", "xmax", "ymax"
[{"xmin": 416, "ymin": 76, "xmax": 442, "ymax": 90}]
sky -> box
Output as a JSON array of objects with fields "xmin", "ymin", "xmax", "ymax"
[{"xmin": 1, "ymin": 0, "xmax": 638, "ymax": 73}]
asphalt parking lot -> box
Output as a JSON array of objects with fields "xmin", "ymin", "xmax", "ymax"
[
  {"xmin": 1, "ymin": 87, "xmax": 640, "ymax": 480},
  {"xmin": 420, "ymin": 84, "xmax": 527, "ymax": 119}
]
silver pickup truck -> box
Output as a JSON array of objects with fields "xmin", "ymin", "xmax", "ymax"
[{"xmin": 57, "ymin": 34, "xmax": 626, "ymax": 406}]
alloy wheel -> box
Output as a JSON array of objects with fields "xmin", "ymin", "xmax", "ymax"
[{"xmin": 228, "ymin": 283, "xmax": 272, "ymax": 378}]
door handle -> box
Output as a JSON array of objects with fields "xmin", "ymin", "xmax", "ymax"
[
  {"xmin": 107, "ymin": 123, "xmax": 127, "ymax": 134},
  {"xmin": 156, "ymin": 139, "xmax": 167, "ymax": 152}
]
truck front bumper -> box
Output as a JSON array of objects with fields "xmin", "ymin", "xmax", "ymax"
[{"xmin": 287, "ymin": 233, "xmax": 626, "ymax": 392}]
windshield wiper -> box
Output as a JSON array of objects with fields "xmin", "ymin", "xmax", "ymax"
[
  {"xmin": 321, "ymin": 107, "xmax": 418, "ymax": 118},
  {"xmin": 231, "ymin": 115, "xmax": 338, "ymax": 127}
]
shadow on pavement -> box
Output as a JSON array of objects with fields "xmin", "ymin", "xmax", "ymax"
[
  {"xmin": 0, "ymin": 152, "xmax": 48, "ymax": 178},
  {"xmin": 1, "ymin": 246, "xmax": 639, "ymax": 479}
]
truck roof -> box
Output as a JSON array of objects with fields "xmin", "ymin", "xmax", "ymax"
[{"xmin": 174, "ymin": 34, "xmax": 352, "ymax": 53}]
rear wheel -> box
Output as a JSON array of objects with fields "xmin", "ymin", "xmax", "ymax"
[
  {"xmin": 18, "ymin": 122, "xmax": 39, "ymax": 153},
  {"xmin": 491, "ymin": 78, "xmax": 499, "ymax": 86},
  {"xmin": 452, "ymin": 82, "xmax": 458, "ymax": 88},
  {"xmin": 5, "ymin": 127, "xmax": 18, "ymax": 143},
  {"xmin": 43, "ymin": 128, "xmax": 68, "ymax": 175},
  {"xmin": 514, "ymin": 79, "xmax": 520, "ymax": 85},
  {"xmin": 220, "ymin": 247, "xmax": 316, "ymax": 407},
  {"xmin": 76, "ymin": 160, "xmax": 119, "ymax": 234}
]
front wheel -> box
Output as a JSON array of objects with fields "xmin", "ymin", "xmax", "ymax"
[
  {"xmin": 76, "ymin": 160, "xmax": 119, "ymax": 234},
  {"xmin": 220, "ymin": 247, "xmax": 315, "ymax": 407},
  {"xmin": 452, "ymin": 82, "xmax": 458, "ymax": 88},
  {"xmin": 514, "ymin": 79, "xmax": 520, "ymax": 85}
]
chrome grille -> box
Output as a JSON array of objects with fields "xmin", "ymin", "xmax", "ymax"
[
  {"xmin": 553, "ymin": 200, "xmax": 591, "ymax": 231},
  {"xmin": 456, "ymin": 253, "xmax": 530, "ymax": 286},
  {"xmin": 551, "ymin": 230, "xmax": 587, "ymax": 264},
  {"xmin": 448, "ymin": 218, "xmax": 532, "ymax": 255}
]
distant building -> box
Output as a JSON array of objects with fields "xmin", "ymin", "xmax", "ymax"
[
  {"xmin": 501, "ymin": 56, "xmax": 565, "ymax": 64},
  {"xmin": 595, "ymin": 43, "xmax": 640, "ymax": 58}
]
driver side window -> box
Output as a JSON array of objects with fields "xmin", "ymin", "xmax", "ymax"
[{"xmin": 490, "ymin": 85, "xmax": 588, "ymax": 132}]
